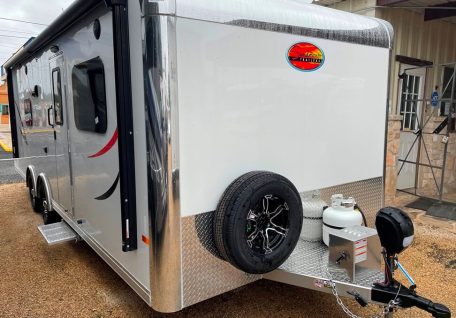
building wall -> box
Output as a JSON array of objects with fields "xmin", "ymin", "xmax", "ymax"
[
  {"xmin": 376, "ymin": 8, "xmax": 456, "ymax": 115},
  {"xmin": 320, "ymin": 2, "xmax": 456, "ymax": 201},
  {"xmin": 0, "ymin": 83, "xmax": 9, "ymax": 125}
]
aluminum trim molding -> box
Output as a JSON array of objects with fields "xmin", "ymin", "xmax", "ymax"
[
  {"xmin": 144, "ymin": 15, "xmax": 182, "ymax": 312},
  {"xmin": 226, "ymin": 19, "xmax": 391, "ymax": 49},
  {"xmin": 146, "ymin": 0, "xmax": 394, "ymax": 49}
]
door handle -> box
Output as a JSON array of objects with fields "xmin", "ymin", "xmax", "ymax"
[{"xmin": 47, "ymin": 107, "xmax": 54, "ymax": 128}]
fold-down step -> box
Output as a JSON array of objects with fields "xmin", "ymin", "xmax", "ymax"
[{"xmin": 38, "ymin": 221, "xmax": 77, "ymax": 245}]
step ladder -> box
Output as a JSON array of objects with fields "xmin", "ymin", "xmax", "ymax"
[{"xmin": 38, "ymin": 221, "xmax": 78, "ymax": 245}]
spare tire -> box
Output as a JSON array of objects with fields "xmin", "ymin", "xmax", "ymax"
[{"xmin": 214, "ymin": 171, "xmax": 303, "ymax": 274}]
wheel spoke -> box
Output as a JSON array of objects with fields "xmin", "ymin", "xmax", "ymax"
[
  {"xmin": 261, "ymin": 230, "xmax": 273, "ymax": 254},
  {"xmin": 268, "ymin": 202, "xmax": 288, "ymax": 220},
  {"xmin": 267, "ymin": 221, "xmax": 288, "ymax": 237},
  {"xmin": 246, "ymin": 227, "xmax": 260, "ymax": 248},
  {"xmin": 262, "ymin": 195, "xmax": 272, "ymax": 214},
  {"xmin": 247, "ymin": 210, "xmax": 259, "ymax": 221}
]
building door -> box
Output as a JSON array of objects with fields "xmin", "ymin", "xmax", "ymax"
[
  {"xmin": 396, "ymin": 65, "xmax": 426, "ymax": 190},
  {"xmin": 50, "ymin": 54, "xmax": 72, "ymax": 214}
]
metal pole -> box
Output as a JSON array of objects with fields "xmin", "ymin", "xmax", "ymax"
[
  {"xmin": 439, "ymin": 64, "xmax": 456, "ymax": 201},
  {"xmin": 414, "ymin": 68, "xmax": 427, "ymax": 195}
]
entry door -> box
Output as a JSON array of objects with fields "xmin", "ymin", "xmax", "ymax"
[
  {"xmin": 396, "ymin": 65, "xmax": 426, "ymax": 190},
  {"xmin": 50, "ymin": 54, "xmax": 72, "ymax": 214}
]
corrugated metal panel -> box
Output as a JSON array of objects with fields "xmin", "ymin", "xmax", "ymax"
[{"xmin": 376, "ymin": 8, "xmax": 456, "ymax": 114}]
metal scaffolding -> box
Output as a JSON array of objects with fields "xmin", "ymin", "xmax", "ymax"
[{"xmin": 396, "ymin": 61, "xmax": 456, "ymax": 202}]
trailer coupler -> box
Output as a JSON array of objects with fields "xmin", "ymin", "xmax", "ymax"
[{"xmin": 371, "ymin": 282, "xmax": 451, "ymax": 318}]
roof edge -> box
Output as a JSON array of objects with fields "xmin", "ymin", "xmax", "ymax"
[{"xmin": 4, "ymin": 0, "xmax": 104, "ymax": 70}]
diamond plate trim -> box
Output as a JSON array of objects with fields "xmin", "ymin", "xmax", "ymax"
[
  {"xmin": 181, "ymin": 177, "xmax": 383, "ymax": 307},
  {"xmin": 279, "ymin": 240, "xmax": 384, "ymax": 287},
  {"xmin": 319, "ymin": 177, "xmax": 384, "ymax": 228},
  {"xmin": 182, "ymin": 212, "xmax": 260, "ymax": 307},
  {"xmin": 280, "ymin": 177, "xmax": 384, "ymax": 285}
]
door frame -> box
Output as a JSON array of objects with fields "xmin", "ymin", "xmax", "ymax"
[
  {"xmin": 49, "ymin": 52, "xmax": 73, "ymax": 215},
  {"xmin": 396, "ymin": 63, "xmax": 426, "ymax": 190}
]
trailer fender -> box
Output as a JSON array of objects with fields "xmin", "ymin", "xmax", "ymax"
[
  {"xmin": 26, "ymin": 166, "xmax": 37, "ymax": 196},
  {"xmin": 36, "ymin": 173, "xmax": 53, "ymax": 212}
]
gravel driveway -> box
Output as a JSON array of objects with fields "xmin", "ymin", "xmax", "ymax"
[{"xmin": 0, "ymin": 183, "xmax": 454, "ymax": 318}]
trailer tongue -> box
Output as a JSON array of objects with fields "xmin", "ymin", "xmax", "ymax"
[{"xmin": 267, "ymin": 206, "xmax": 451, "ymax": 318}]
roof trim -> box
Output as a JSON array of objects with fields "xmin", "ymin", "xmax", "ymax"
[
  {"xmin": 169, "ymin": 0, "xmax": 394, "ymax": 49},
  {"xmin": 4, "ymin": 0, "xmax": 104, "ymax": 70}
]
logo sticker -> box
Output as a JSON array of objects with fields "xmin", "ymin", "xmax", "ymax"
[{"xmin": 287, "ymin": 42, "xmax": 325, "ymax": 72}]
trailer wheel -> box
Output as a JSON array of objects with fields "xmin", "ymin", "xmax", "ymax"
[
  {"xmin": 27, "ymin": 175, "xmax": 43, "ymax": 213},
  {"xmin": 214, "ymin": 171, "xmax": 303, "ymax": 274}
]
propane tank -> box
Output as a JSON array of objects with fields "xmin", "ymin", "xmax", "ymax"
[
  {"xmin": 322, "ymin": 194, "xmax": 363, "ymax": 246},
  {"xmin": 300, "ymin": 191, "xmax": 327, "ymax": 242}
]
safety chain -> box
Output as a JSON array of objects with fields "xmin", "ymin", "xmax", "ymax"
[
  {"xmin": 382, "ymin": 284, "xmax": 402, "ymax": 315},
  {"xmin": 328, "ymin": 278, "xmax": 363, "ymax": 318},
  {"xmin": 325, "ymin": 265, "xmax": 402, "ymax": 318}
]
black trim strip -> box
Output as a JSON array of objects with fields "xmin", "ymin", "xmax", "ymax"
[
  {"xmin": 95, "ymin": 173, "xmax": 120, "ymax": 200},
  {"xmin": 304, "ymin": 216, "xmax": 323, "ymax": 220},
  {"xmin": 6, "ymin": 69, "xmax": 19, "ymax": 158},
  {"xmin": 322, "ymin": 222, "xmax": 344, "ymax": 230},
  {"xmin": 107, "ymin": 0, "xmax": 138, "ymax": 252}
]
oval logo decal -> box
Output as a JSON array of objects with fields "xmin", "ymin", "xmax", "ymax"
[{"xmin": 287, "ymin": 42, "xmax": 325, "ymax": 72}]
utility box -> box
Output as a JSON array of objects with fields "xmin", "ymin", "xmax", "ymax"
[{"xmin": 329, "ymin": 225, "xmax": 382, "ymax": 282}]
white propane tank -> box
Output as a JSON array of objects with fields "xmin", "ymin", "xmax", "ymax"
[
  {"xmin": 322, "ymin": 194, "xmax": 363, "ymax": 246},
  {"xmin": 300, "ymin": 191, "xmax": 327, "ymax": 242}
]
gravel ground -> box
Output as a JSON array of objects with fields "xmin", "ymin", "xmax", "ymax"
[{"xmin": 0, "ymin": 182, "xmax": 454, "ymax": 318}]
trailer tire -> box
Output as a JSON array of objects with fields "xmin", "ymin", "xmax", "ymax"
[
  {"xmin": 214, "ymin": 171, "xmax": 303, "ymax": 274},
  {"xmin": 27, "ymin": 174, "xmax": 43, "ymax": 213}
]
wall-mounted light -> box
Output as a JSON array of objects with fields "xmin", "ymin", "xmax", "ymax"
[
  {"xmin": 32, "ymin": 85, "xmax": 40, "ymax": 97},
  {"xmin": 50, "ymin": 45, "xmax": 59, "ymax": 53}
]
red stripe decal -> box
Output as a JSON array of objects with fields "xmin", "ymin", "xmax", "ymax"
[{"xmin": 88, "ymin": 128, "xmax": 118, "ymax": 158}]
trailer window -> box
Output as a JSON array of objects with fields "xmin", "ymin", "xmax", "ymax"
[
  {"xmin": 24, "ymin": 99, "xmax": 33, "ymax": 127},
  {"xmin": 72, "ymin": 57, "xmax": 107, "ymax": 134},
  {"xmin": 52, "ymin": 68, "xmax": 63, "ymax": 125}
]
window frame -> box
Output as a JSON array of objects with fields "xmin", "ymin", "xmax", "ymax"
[
  {"xmin": 71, "ymin": 56, "xmax": 108, "ymax": 134},
  {"xmin": 51, "ymin": 67, "xmax": 64, "ymax": 126},
  {"xmin": 439, "ymin": 66, "xmax": 456, "ymax": 132}
]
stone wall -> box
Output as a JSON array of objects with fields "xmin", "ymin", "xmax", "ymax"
[
  {"xmin": 385, "ymin": 115, "xmax": 402, "ymax": 205},
  {"xmin": 419, "ymin": 117, "xmax": 456, "ymax": 195}
]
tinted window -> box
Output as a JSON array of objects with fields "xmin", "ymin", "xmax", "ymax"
[
  {"xmin": 72, "ymin": 57, "xmax": 107, "ymax": 133},
  {"xmin": 52, "ymin": 68, "xmax": 63, "ymax": 125}
]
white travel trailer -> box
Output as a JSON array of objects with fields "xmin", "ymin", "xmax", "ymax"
[{"xmin": 4, "ymin": 0, "xmax": 451, "ymax": 317}]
